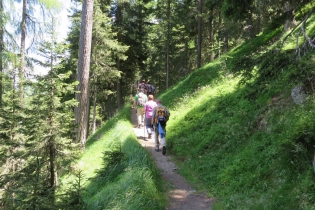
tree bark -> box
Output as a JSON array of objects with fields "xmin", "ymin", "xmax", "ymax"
[
  {"xmin": 0, "ymin": 0, "xmax": 3, "ymax": 107},
  {"xmin": 75, "ymin": 0, "xmax": 94, "ymax": 148},
  {"xmin": 246, "ymin": 13, "xmax": 254, "ymax": 38},
  {"xmin": 283, "ymin": 2, "xmax": 295, "ymax": 32},
  {"xmin": 197, "ymin": 0, "xmax": 202, "ymax": 68},
  {"xmin": 224, "ymin": 27, "xmax": 229, "ymax": 51},
  {"xmin": 20, "ymin": 0, "xmax": 27, "ymax": 104},
  {"xmin": 116, "ymin": 4, "xmax": 123, "ymax": 109},
  {"xmin": 92, "ymin": 74, "xmax": 97, "ymax": 134},
  {"xmin": 218, "ymin": 12, "xmax": 221, "ymax": 58},
  {"xmin": 48, "ymin": 33, "xmax": 56, "ymax": 205},
  {"xmin": 210, "ymin": 10, "xmax": 215, "ymax": 61},
  {"xmin": 116, "ymin": 76, "xmax": 123, "ymax": 110},
  {"xmin": 166, "ymin": 0, "xmax": 170, "ymax": 89}
]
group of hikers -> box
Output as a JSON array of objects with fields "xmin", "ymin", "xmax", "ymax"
[{"xmin": 132, "ymin": 79, "xmax": 170, "ymax": 155}]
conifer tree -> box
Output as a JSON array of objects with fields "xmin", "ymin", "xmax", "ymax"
[
  {"xmin": 0, "ymin": 16, "xmax": 79, "ymax": 209},
  {"xmin": 110, "ymin": 0, "xmax": 152, "ymax": 102},
  {"xmin": 0, "ymin": 48, "xmax": 29, "ymax": 209},
  {"xmin": 16, "ymin": 0, "xmax": 61, "ymax": 104},
  {"xmin": 90, "ymin": 0, "xmax": 128, "ymax": 129}
]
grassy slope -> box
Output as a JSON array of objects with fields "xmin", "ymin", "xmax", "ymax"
[
  {"xmin": 157, "ymin": 15, "xmax": 315, "ymax": 210},
  {"xmin": 59, "ymin": 8, "xmax": 315, "ymax": 210},
  {"xmin": 59, "ymin": 107, "xmax": 166, "ymax": 209}
]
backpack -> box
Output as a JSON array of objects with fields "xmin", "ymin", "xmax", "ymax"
[
  {"xmin": 151, "ymin": 85, "xmax": 155, "ymax": 94},
  {"xmin": 154, "ymin": 106, "xmax": 169, "ymax": 125},
  {"xmin": 139, "ymin": 83, "xmax": 147, "ymax": 93},
  {"xmin": 147, "ymin": 84, "xmax": 155, "ymax": 94},
  {"xmin": 136, "ymin": 93, "xmax": 145, "ymax": 106}
]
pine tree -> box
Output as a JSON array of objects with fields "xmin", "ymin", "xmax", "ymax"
[
  {"xmin": 0, "ymin": 17, "xmax": 79, "ymax": 209},
  {"xmin": 17, "ymin": 0, "xmax": 62, "ymax": 104},
  {"xmin": 90, "ymin": 0, "xmax": 128, "ymax": 130}
]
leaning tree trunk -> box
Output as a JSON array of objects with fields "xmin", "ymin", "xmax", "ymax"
[{"xmin": 75, "ymin": 0, "xmax": 94, "ymax": 148}]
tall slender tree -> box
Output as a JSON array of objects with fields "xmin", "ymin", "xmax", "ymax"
[
  {"xmin": 75, "ymin": 0, "xmax": 94, "ymax": 147},
  {"xmin": 17, "ymin": 0, "xmax": 61, "ymax": 104},
  {"xmin": 166, "ymin": 0, "xmax": 170, "ymax": 89},
  {"xmin": 0, "ymin": 11, "xmax": 78, "ymax": 208},
  {"xmin": 19, "ymin": 0, "xmax": 27, "ymax": 103},
  {"xmin": 197, "ymin": 0, "xmax": 202, "ymax": 68},
  {"xmin": 90, "ymin": 0, "xmax": 128, "ymax": 128},
  {"xmin": 0, "ymin": 0, "xmax": 3, "ymax": 107}
]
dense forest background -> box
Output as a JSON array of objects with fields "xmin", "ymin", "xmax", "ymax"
[{"xmin": 1, "ymin": 0, "xmax": 315, "ymax": 209}]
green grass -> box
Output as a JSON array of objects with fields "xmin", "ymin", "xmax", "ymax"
[
  {"xmin": 58, "ymin": 106, "xmax": 166, "ymax": 209},
  {"xmin": 153, "ymin": 12, "xmax": 315, "ymax": 210},
  {"xmin": 59, "ymin": 7, "xmax": 315, "ymax": 210}
]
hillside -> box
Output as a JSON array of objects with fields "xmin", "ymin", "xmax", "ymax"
[
  {"xmin": 56, "ymin": 8, "xmax": 315, "ymax": 210},
  {"xmin": 153, "ymin": 13, "xmax": 315, "ymax": 210}
]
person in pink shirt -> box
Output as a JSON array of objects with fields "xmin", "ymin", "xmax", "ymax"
[{"xmin": 144, "ymin": 95, "xmax": 157, "ymax": 139}]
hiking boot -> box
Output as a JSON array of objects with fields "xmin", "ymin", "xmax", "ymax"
[
  {"xmin": 148, "ymin": 133, "xmax": 152, "ymax": 139},
  {"xmin": 162, "ymin": 146, "xmax": 166, "ymax": 155},
  {"xmin": 138, "ymin": 124, "xmax": 141, "ymax": 128},
  {"xmin": 155, "ymin": 148, "xmax": 159, "ymax": 152}
]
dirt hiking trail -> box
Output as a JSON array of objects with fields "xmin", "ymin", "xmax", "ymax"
[{"xmin": 131, "ymin": 109, "xmax": 214, "ymax": 210}]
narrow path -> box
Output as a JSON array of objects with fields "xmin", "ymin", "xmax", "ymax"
[{"xmin": 131, "ymin": 109, "xmax": 214, "ymax": 210}]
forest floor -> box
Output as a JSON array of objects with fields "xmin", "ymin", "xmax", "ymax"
[{"xmin": 131, "ymin": 109, "xmax": 214, "ymax": 210}]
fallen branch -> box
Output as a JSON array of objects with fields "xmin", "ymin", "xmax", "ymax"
[{"xmin": 280, "ymin": 6, "xmax": 315, "ymax": 52}]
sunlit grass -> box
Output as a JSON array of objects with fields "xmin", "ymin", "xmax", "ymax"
[
  {"xmin": 58, "ymin": 106, "xmax": 166, "ymax": 209},
  {"xmin": 152, "ymin": 10, "xmax": 315, "ymax": 210},
  {"xmin": 58, "ymin": 6, "xmax": 315, "ymax": 210}
]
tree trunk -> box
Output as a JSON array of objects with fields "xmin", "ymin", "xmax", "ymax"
[
  {"xmin": 210, "ymin": 10, "xmax": 215, "ymax": 61},
  {"xmin": 224, "ymin": 29, "xmax": 229, "ymax": 51},
  {"xmin": 49, "ymin": 37, "xmax": 56, "ymax": 205},
  {"xmin": 197, "ymin": 0, "xmax": 202, "ymax": 68},
  {"xmin": 218, "ymin": 12, "xmax": 221, "ymax": 58},
  {"xmin": 283, "ymin": 2, "xmax": 295, "ymax": 32},
  {"xmin": 117, "ymin": 79, "xmax": 123, "ymax": 110},
  {"xmin": 166, "ymin": 0, "xmax": 170, "ymax": 89},
  {"xmin": 247, "ymin": 13, "xmax": 254, "ymax": 38},
  {"xmin": 116, "ymin": 4, "xmax": 123, "ymax": 110},
  {"xmin": 75, "ymin": 0, "xmax": 94, "ymax": 148},
  {"xmin": 0, "ymin": 0, "xmax": 3, "ymax": 107},
  {"xmin": 20, "ymin": 0, "xmax": 27, "ymax": 104},
  {"xmin": 92, "ymin": 76, "xmax": 97, "ymax": 134},
  {"xmin": 256, "ymin": 0, "xmax": 262, "ymax": 35}
]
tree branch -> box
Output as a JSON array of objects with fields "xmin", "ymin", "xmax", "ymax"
[{"xmin": 279, "ymin": 6, "xmax": 315, "ymax": 51}]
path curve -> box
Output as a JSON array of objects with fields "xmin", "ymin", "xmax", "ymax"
[{"xmin": 131, "ymin": 109, "xmax": 214, "ymax": 210}]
